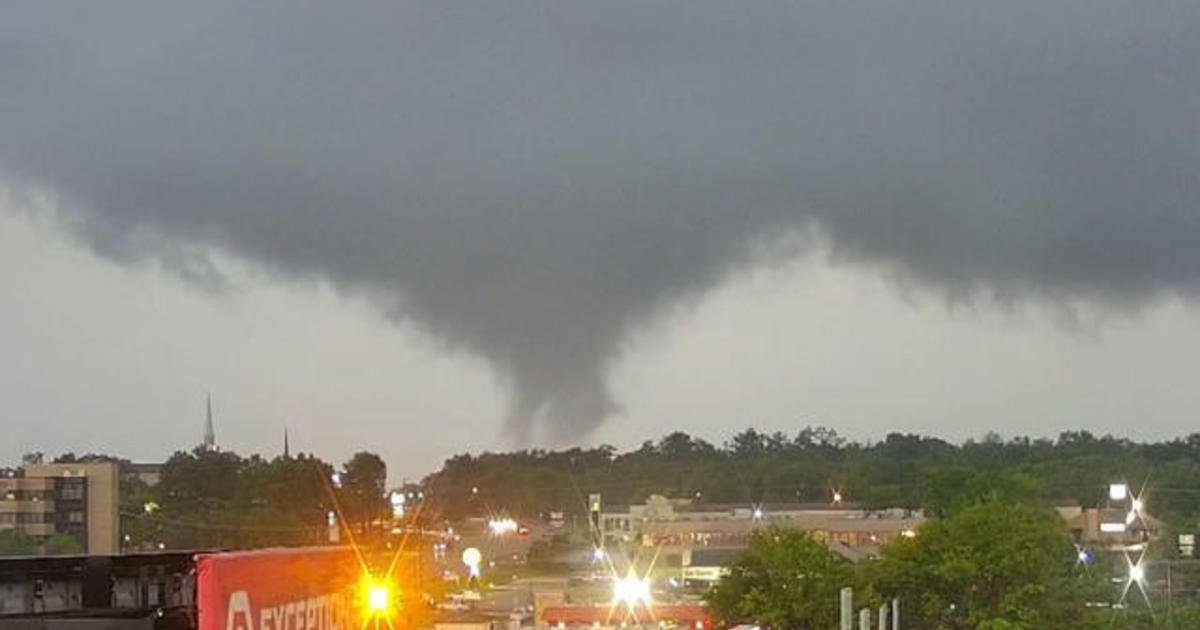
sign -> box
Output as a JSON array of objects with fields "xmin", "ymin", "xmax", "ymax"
[
  {"xmin": 681, "ymin": 566, "xmax": 729, "ymax": 582},
  {"xmin": 196, "ymin": 547, "xmax": 361, "ymax": 630}
]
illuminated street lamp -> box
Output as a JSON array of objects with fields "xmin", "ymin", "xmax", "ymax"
[
  {"xmin": 1119, "ymin": 550, "xmax": 1151, "ymax": 608},
  {"xmin": 1129, "ymin": 562, "xmax": 1145, "ymax": 585},
  {"xmin": 368, "ymin": 583, "xmax": 390, "ymax": 613},
  {"xmin": 612, "ymin": 571, "xmax": 650, "ymax": 608},
  {"xmin": 488, "ymin": 518, "xmax": 518, "ymax": 535},
  {"xmin": 462, "ymin": 547, "xmax": 482, "ymax": 578}
]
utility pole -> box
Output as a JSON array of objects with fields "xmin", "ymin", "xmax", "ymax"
[
  {"xmin": 840, "ymin": 587, "xmax": 853, "ymax": 630},
  {"xmin": 1167, "ymin": 560, "xmax": 1172, "ymax": 620}
]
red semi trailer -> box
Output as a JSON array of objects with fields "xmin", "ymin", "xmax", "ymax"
[
  {"xmin": 196, "ymin": 547, "xmax": 362, "ymax": 630},
  {"xmin": 0, "ymin": 547, "xmax": 377, "ymax": 630}
]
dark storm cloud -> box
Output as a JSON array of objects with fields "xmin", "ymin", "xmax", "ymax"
[{"xmin": 2, "ymin": 2, "xmax": 1198, "ymax": 438}]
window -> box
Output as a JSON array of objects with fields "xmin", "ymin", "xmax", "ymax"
[{"xmin": 69, "ymin": 511, "xmax": 85, "ymax": 523}]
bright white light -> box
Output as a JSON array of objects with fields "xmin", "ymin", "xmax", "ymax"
[
  {"xmin": 593, "ymin": 547, "xmax": 606, "ymax": 562},
  {"xmin": 1110, "ymin": 484, "xmax": 1128, "ymax": 501},
  {"xmin": 752, "ymin": 507, "xmax": 764, "ymax": 520},
  {"xmin": 462, "ymin": 547, "xmax": 482, "ymax": 576},
  {"xmin": 1126, "ymin": 510, "xmax": 1137, "ymax": 525},
  {"xmin": 832, "ymin": 491, "xmax": 843, "ymax": 504},
  {"xmin": 489, "ymin": 518, "xmax": 519, "ymax": 535},
  {"xmin": 1129, "ymin": 563, "xmax": 1145, "ymax": 584},
  {"xmin": 390, "ymin": 492, "xmax": 405, "ymax": 506},
  {"xmin": 612, "ymin": 572, "xmax": 650, "ymax": 607},
  {"xmin": 327, "ymin": 510, "xmax": 337, "ymax": 526},
  {"xmin": 1132, "ymin": 498, "xmax": 1144, "ymax": 512},
  {"xmin": 331, "ymin": 473, "xmax": 342, "ymax": 488},
  {"xmin": 901, "ymin": 529, "xmax": 917, "ymax": 539},
  {"xmin": 1101, "ymin": 522, "xmax": 1127, "ymax": 533}
]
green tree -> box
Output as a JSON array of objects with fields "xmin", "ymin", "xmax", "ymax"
[
  {"xmin": 42, "ymin": 533, "xmax": 83, "ymax": 555},
  {"xmin": 1161, "ymin": 602, "xmax": 1200, "ymax": 630},
  {"xmin": 708, "ymin": 529, "xmax": 855, "ymax": 630},
  {"xmin": 129, "ymin": 447, "xmax": 338, "ymax": 550},
  {"xmin": 340, "ymin": 452, "xmax": 387, "ymax": 533},
  {"xmin": 0, "ymin": 530, "xmax": 37, "ymax": 556},
  {"xmin": 872, "ymin": 498, "xmax": 1102, "ymax": 630}
]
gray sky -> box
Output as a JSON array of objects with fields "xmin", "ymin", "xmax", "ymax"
[{"xmin": 2, "ymin": 2, "xmax": 1199, "ymax": 480}]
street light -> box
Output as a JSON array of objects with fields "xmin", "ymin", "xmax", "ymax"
[
  {"xmin": 489, "ymin": 517, "xmax": 518, "ymax": 535},
  {"xmin": 462, "ymin": 547, "xmax": 482, "ymax": 577},
  {"xmin": 367, "ymin": 583, "xmax": 390, "ymax": 613},
  {"xmin": 1129, "ymin": 562, "xmax": 1145, "ymax": 585},
  {"xmin": 612, "ymin": 571, "xmax": 650, "ymax": 608}
]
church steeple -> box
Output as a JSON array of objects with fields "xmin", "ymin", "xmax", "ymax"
[{"xmin": 203, "ymin": 394, "xmax": 216, "ymax": 451}]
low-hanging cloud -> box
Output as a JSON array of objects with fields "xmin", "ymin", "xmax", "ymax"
[{"xmin": 2, "ymin": 2, "xmax": 1198, "ymax": 439}]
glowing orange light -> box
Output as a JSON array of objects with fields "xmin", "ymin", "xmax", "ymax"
[
  {"xmin": 359, "ymin": 576, "xmax": 395, "ymax": 626},
  {"xmin": 368, "ymin": 584, "xmax": 389, "ymax": 612}
]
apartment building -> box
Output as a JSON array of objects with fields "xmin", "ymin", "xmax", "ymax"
[{"xmin": 0, "ymin": 462, "xmax": 119, "ymax": 554}]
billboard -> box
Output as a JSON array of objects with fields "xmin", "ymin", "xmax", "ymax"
[{"xmin": 196, "ymin": 547, "xmax": 361, "ymax": 630}]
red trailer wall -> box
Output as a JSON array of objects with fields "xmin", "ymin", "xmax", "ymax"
[{"xmin": 195, "ymin": 547, "xmax": 361, "ymax": 630}]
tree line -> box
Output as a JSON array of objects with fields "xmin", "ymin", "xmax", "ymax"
[
  {"xmin": 38, "ymin": 448, "xmax": 389, "ymax": 552},
  {"xmin": 422, "ymin": 428, "xmax": 1200, "ymax": 528}
]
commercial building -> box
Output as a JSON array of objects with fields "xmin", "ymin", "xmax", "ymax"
[
  {"xmin": 593, "ymin": 495, "xmax": 1161, "ymax": 586},
  {"xmin": 127, "ymin": 462, "xmax": 164, "ymax": 487},
  {"xmin": 1056, "ymin": 505, "xmax": 1162, "ymax": 547},
  {"xmin": 596, "ymin": 495, "xmax": 923, "ymax": 583},
  {"xmin": 0, "ymin": 462, "xmax": 120, "ymax": 554}
]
